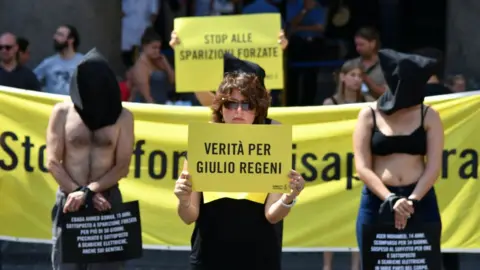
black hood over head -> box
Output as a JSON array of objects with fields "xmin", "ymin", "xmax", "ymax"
[
  {"xmin": 223, "ymin": 53, "xmax": 266, "ymax": 87},
  {"xmin": 69, "ymin": 48, "xmax": 123, "ymax": 131},
  {"xmin": 377, "ymin": 49, "xmax": 437, "ymax": 115}
]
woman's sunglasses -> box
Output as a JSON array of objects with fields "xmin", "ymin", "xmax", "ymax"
[{"xmin": 223, "ymin": 100, "xmax": 254, "ymax": 111}]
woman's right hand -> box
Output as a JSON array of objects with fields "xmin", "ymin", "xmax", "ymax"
[
  {"xmin": 169, "ymin": 31, "xmax": 181, "ymax": 48},
  {"xmin": 392, "ymin": 198, "xmax": 414, "ymax": 217},
  {"xmin": 174, "ymin": 170, "xmax": 192, "ymax": 204}
]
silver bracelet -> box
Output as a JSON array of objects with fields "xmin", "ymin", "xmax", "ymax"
[{"xmin": 280, "ymin": 197, "xmax": 297, "ymax": 208}]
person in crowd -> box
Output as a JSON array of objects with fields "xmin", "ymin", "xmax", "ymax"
[
  {"xmin": 119, "ymin": 68, "xmax": 133, "ymax": 101},
  {"xmin": 185, "ymin": 0, "xmax": 213, "ymax": 16},
  {"xmin": 130, "ymin": 27, "xmax": 175, "ymax": 104},
  {"xmin": 242, "ymin": 0, "xmax": 282, "ymax": 16},
  {"xmin": 16, "ymin": 37, "xmax": 31, "ymax": 66},
  {"xmin": 285, "ymin": 0, "xmax": 328, "ymax": 106},
  {"xmin": 446, "ymin": 74, "xmax": 466, "ymax": 93},
  {"xmin": 413, "ymin": 47, "xmax": 451, "ymax": 97},
  {"xmin": 349, "ymin": 27, "xmax": 387, "ymax": 99},
  {"xmin": 168, "ymin": 30, "xmax": 289, "ymax": 106},
  {"xmin": 174, "ymin": 53, "xmax": 305, "ymax": 270},
  {"xmin": 0, "ymin": 32, "xmax": 41, "ymax": 91},
  {"xmin": 415, "ymin": 45, "xmax": 461, "ymax": 270},
  {"xmin": 241, "ymin": 0, "xmax": 285, "ymax": 105},
  {"xmin": 353, "ymin": 49, "xmax": 443, "ymax": 263},
  {"xmin": 323, "ymin": 60, "xmax": 374, "ymax": 106},
  {"xmin": 322, "ymin": 60, "xmax": 374, "ymax": 270},
  {"xmin": 34, "ymin": 24, "xmax": 84, "ymax": 95},
  {"xmin": 121, "ymin": 0, "xmax": 159, "ymax": 68},
  {"xmin": 46, "ymin": 49, "xmax": 134, "ymax": 270}
]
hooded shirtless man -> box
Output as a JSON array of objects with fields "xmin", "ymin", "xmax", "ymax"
[{"xmin": 46, "ymin": 48, "xmax": 134, "ymax": 270}]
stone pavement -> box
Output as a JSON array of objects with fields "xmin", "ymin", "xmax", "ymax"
[{"xmin": 1, "ymin": 242, "xmax": 478, "ymax": 269}]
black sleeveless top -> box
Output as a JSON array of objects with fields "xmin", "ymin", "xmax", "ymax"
[
  {"xmin": 189, "ymin": 117, "xmax": 282, "ymax": 270},
  {"xmin": 370, "ymin": 105, "xmax": 429, "ymax": 156}
]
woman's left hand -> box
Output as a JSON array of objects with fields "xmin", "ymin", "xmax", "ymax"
[
  {"xmin": 288, "ymin": 170, "xmax": 305, "ymax": 197},
  {"xmin": 278, "ymin": 30, "xmax": 289, "ymax": 50}
]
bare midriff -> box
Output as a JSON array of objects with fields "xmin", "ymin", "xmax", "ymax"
[{"xmin": 373, "ymin": 154, "xmax": 425, "ymax": 187}]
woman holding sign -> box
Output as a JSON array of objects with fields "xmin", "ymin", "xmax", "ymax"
[
  {"xmin": 174, "ymin": 54, "xmax": 305, "ymax": 270},
  {"xmin": 353, "ymin": 49, "xmax": 444, "ymax": 265},
  {"xmin": 169, "ymin": 30, "xmax": 288, "ymax": 107}
]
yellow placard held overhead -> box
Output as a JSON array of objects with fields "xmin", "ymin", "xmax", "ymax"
[
  {"xmin": 173, "ymin": 14, "xmax": 283, "ymax": 92},
  {"xmin": 187, "ymin": 122, "xmax": 292, "ymax": 193}
]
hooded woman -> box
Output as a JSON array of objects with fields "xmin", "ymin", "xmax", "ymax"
[{"xmin": 353, "ymin": 49, "xmax": 444, "ymax": 262}]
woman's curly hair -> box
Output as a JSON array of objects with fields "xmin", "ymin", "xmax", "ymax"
[{"xmin": 211, "ymin": 72, "xmax": 271, "ymax": 124}]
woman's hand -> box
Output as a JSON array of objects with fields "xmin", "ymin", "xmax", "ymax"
[
  {"xmin": 394, "ymin": 211, "xmax": 408, "ymax": 230},
  {"xmin": 393, "ymin": 198, "xmax": 414, "ymax": 217},
  {"xmin": 174, "ymin": 170, "xmax": 192, "ymax": 206},
  {"xmin": 278, "ymin": 30, "xmax": 288, "ymax": 50},
  {"xmin": 169, "ymin": 31, "xmax": 181, "ymax": 48},
  {"xmin": 287, "ymin": 170, "xmax": 305, "ymax": 198}
]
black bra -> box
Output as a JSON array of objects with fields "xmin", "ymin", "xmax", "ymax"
[{"xmin": 370, "ymin": 105, "xmax": 429, "ymax": 156}]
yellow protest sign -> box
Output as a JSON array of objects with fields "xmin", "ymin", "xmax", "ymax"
[
  {"xmin": 187, "ymin": 122, "xmax": 292, "ymax": 193},
  {"xmin": 173, "ymin": 14, "xmax": 283, "ymax": 92}
]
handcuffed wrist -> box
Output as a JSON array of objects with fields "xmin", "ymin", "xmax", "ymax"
[
  {"xmin": 385, "ymin": 192, "xmax": 396, "ymax": 201},
  {"xmin": 75, "ymin": 186, "xmax": 95, "ymax": 208}
]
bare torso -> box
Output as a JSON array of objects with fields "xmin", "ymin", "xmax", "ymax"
[
  {"xmin": 63, "ymin": 104, "xmax": 120, "ymax": 187},
  {"xmin": 130, "ymin": 55, "xmax": 154, "ymax": 97},
  {"xmin": 370, "ymin": 105, "xmax": 426, "ymax": 186}
]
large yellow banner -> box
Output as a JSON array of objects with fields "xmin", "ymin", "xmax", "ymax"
[
  {"xmin": 173, "ymin": 14, "xmax": 283, "ymax": 92},
  {"xmin": 0, "ymin": 87, "xmax": 479, "ymax": 252}
]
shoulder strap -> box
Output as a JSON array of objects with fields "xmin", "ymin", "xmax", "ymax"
[
  {"xmin": 369, "ymin": 106, "xmax": 377, "ymax": 130},
  {"xmin": 421, "ymin": 105, "xmax": 430, "ymax": 124},
  {"xmin": 331, "ymin": 96, "xmax": 338, "ymax": 104}
]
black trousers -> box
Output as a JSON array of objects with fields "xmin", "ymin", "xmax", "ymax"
[{"xmin": 442, "ymin": 253, "xmax": 460, "ymax": 270}]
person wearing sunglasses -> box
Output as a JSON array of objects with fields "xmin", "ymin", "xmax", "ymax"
[
  {"xmin": 0, "ymin": 32, "xmax": 41, "ymax": 91},
  {"xmin": 173, "ymin": 53, "xmax": 305, "ymax": 270}
]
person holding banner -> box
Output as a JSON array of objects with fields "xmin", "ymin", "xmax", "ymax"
[
  {"xmin": 353, "ymin": 49, "xmax": 444, "ymax": 262},
  {"xmin": 46, "ymin": 49, "xmax": 134, "ymax": 270},
  {"xmin": 174, "ymin": 54, "xmax": 305, "ymax": 270},
  {"xmin": 169, "ymin": 30, "xmax": 289, "ymax": 107}
]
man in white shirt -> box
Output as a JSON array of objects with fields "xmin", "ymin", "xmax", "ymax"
[{"xmin": 121, "ymin": 0, "xmax": 159, "ymax": 68}]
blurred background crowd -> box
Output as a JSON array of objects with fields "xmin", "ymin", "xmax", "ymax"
[{"xmin": 0, "ymin": 0, "xmax": 473, "ymax": 110}]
